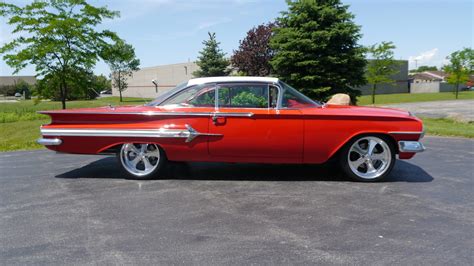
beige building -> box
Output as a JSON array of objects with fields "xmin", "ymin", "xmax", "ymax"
[
  {"xmin": 0, "ymin": 76, "xmax": 36, "ymax": 86},
  {"xmin": 112, "ymin": 62, "xmax": 198, "ymax": 99}
]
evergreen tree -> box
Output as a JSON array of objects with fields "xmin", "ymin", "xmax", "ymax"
[
  {"xmin": 193, "ymin": 32, "xmax": 230, "ymax": 77},
  {"xmin": 270, "ymin": 0, "xmax": 367, "ymax": 101}
]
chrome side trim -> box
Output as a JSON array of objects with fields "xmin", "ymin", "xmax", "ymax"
[
  {"xmin": 40, "ymin": 124, "xmax": 222, "ymax": 143},
  {"xmin": 398, "ymin": 141, "xmax": 425, "ymax": 153},
  {"xmin": 213, "ymin": 112, "xmax": 254, "ymax": 117},
  {"xmin": 37, "ymin": 138, "xmax": 62, "ymax": 146},
  {"xmin": 38, "ymin": 111, "xmax": 255, "ymax": 118},
  {"xmin": 38, "ymin": 111, "xmax": 214, "ymax": 116},
  {"xmin": 388, "ymin": 131, "xmax": 423, "ymax": 135}
]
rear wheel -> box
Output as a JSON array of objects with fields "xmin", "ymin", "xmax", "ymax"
[
  {"xmin": 117, "ymin": 143, "xmax": 166, "ymax": 180},
  {"xmin": 340, "ymin": 135, "xmax": 395, "ymax": 182}
]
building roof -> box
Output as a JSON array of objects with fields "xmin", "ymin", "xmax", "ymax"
[
  {"xmin": 410, "ymin": 73, "xmax": 442, "ymax": 81},
  {"xmin": 0, "ymin": 76, "xmax": 36, "ymax": 86},
  {"xmin": 424, "ymin": 71, "xmax": 448, "ymax": 79},
  {"xmin": 187, "ymin": 76, "xmax": 279, "ymax": 86}
]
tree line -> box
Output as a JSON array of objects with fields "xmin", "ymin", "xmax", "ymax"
[{"xmin": 1, "ymin": 0, "xmax": 473, "ymax": 108}]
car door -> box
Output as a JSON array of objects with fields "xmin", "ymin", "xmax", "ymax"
[{"xmin": 208, "ymin": 82, "xmax": 304, "ymax": 163}]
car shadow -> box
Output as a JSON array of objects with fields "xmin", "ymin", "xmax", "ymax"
[{"xmin": 56, "ymin": 157, "xmax": 433, "ymax": 183}]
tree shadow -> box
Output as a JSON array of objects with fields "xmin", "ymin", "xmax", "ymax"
[{"xmin": 56, "ymin": 157, "xmax": 433, "ymax": 183}]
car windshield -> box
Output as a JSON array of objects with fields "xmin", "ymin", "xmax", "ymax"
[
  {"xmin": 146, "ymin": 82, "xmax": 188, "ymax": 106},
  {"xmin": 279, "ymin": 82, "xmax": 321, "ymax": 108}
]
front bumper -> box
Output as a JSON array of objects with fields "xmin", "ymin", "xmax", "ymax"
[
  {"xmin": 37, "ymin": 138, "xmax": 62, "ymax": 146},
  {"xmin": 398, "ymin": 141, "xmax": 425, "ymax": 153}
]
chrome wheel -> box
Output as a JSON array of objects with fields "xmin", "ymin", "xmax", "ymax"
[
  {"xmin": 347, "ymin": 136, "xmax": 392, "ymax": 180},
  {"xmin": 120, "ymin": 143, "xmax": 161, "ymax": 177}
]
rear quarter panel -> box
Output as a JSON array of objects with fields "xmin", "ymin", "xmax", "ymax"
[{"xmin": 40, "ymin": 107, "xmax": 213, "ymax": 162}]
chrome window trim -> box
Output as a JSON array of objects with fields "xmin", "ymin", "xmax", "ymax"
[
  {"xmin": 275, "ymin": 82, "xmax": 283, "ymax": 109},
  {"xmin": 40, "ymin": 124, "xmax": 222, "ymax": 143}
]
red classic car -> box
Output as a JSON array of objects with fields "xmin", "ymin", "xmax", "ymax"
[{"xmin": 37, "ymin": 77, "xmax": 425, "ymax": 182}]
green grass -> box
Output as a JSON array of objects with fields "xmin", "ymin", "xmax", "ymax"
[
  {"xmin": 421, "ymin": 117, "xmax": 474, "ymax": 138},
  {"xmin": 0, "ymin": 119, "xmax": 49, "ymax": 151},
  {"xmin": 357, "ymin": 91, "xmax": 474, "ymax": 105},
  {"xmin": 0, "ymin": 97, "xmax": 150, "ymax": 123}
]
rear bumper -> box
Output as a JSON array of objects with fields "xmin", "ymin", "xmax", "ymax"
[
  {"xmin": 398, "ymin": 141, "xmax": 425, "ymax": 153},
  {"xmin": 37, "ymin": 138, "xmax": 62, "ymax": 146}
]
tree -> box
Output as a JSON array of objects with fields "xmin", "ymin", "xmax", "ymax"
[
  {"xmin": 193, "ymin": 32, "xmax": 230, "ymax": 77},
  {"xmin": 231, "ymin": 23, "xmax": 275, "ymax": 76},
  {"xmin": 92, "ymin": 75, "xmax": 112, "ymax": 94},
  {"xmin": 366, "ymin": 41, "xmax": 400, "ymax": 104},
  {"xmin": 443, "ymin": 48, "xmax": 473, "ymax": 99},
  {"xmin": 36, "ymin": 70, "xmax": 106, "ymax": 101},
  {"xmin": 270, "ymin": 0, "xmax": 367, "ymax": 102},
  {"xmin": 102, "ymin": 40, "xmax": 140, "ymax": 102},
  {"xmin": 410, "ymin": 65, "xmax": 438, "ymax": 73},
  {"xmin": 0, "ymin": 0, "xmax": 119, "ymax": 109}
]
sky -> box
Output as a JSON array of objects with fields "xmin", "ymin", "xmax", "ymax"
[{"xmin": 0, "ymin": 0, "xmax": 472, "ymax": 77}]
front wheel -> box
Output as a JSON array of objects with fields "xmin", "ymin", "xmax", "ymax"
[
  {"xmin": 340, "ymin": 135, "xmax": 396, "ymax": 182},
  {"xmin": 117, "ymin": 143, "xmax": 166, "ymax": 180}
]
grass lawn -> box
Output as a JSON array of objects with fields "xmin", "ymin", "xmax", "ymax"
[
  {"xmin": 357, "ymin": 91, "xmax": 474, "ymax": 105},
  {"xmin": 421, "ymin": 117, "xmax": 474, "ymax": 138},
  {"xmin": 0, "ymin": 119, "xmax": 48, "ymax": 151}
]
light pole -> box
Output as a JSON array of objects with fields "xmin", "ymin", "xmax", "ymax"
[{"xmin": 152, "ymin": 79, "xmax": 158, "ymax": 93}]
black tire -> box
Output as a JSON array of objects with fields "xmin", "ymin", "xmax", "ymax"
[
  {"xmin": 339, "ymin": 135, "xmax": 396, "ymax": 182},
  {"xmin": 117, "ymin": 143, "xmax": 167, "ymax": 180}
]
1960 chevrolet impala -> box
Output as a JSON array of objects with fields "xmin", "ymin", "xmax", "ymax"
[{"xmin": 37, "ymin": 77, "xmax": 425, "ymax": 182}]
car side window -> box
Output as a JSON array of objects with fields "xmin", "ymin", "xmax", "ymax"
[
  {"xmin": 159, "ymin": 84, "xmax": 215, "ymax": 107},
  {"xmin": 218, "ymin": 84, "xmax": 270, "ymax": 108}
]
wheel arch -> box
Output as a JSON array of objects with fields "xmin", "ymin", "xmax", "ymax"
[
  {"xmin": 327, "ymin": 132, "xmax": 399, "ymax": 161},
  {"xmin": 98, "ymin": 142, "xmax": 168, "ymax": 157}
]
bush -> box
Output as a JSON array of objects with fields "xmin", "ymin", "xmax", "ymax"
[{"xmin": 232, "ymin": 91, "xmax": 267, "ymax": 107}]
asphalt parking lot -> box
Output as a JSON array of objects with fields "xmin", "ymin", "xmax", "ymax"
[{"xmin": 0, "ymin": 136, "xmax": 472, "ymax": 264}]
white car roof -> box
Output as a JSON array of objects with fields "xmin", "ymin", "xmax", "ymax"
[{"xmin": 187, "ymin": 76, "xmax": 279, "ymax": 86}]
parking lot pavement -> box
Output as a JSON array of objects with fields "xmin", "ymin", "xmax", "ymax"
[
  {"xmin": 383, "ymin": 99, "xmax": 474, "ymax": 122},
  {"xmin": 0, "ymin": 136, "xmax": 473, "ymax": 264}
]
